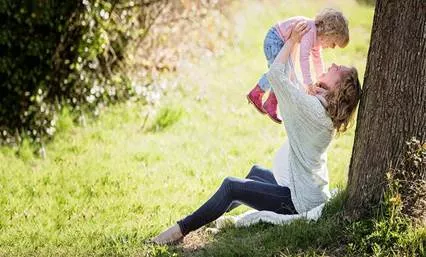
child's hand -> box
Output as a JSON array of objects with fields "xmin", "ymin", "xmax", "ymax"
[
  {"xmin": 306, "ymin": 85, "xmax": 327, "ymax": 95},
  {"xmin": 304, "ymin": 84, "xmax": 315, "ymax": 95},
  {"xmin": 305, "ymin": 84, "xmax": 327, "ymax": 96}
]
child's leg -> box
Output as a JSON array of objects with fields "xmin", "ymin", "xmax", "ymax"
[
  {"xmin": 258, "ymin": 28, "xmax": 285, "ymax": 92},
  {"xmin": 262, "ymin": 28, "xmax": 285, "ymax": 123},
  {"xmin": 248, "ymin": 28, "xmax": 285, "ymax": 114}
]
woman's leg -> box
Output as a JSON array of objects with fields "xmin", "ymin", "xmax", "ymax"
[
  {"xmin": 245, "ymin": 164, "xmax": 277, "ymax": 183},
  {"xmin": 226, "ymin": 165, "xmax": 277, "ymax": 212},
  {"xmin": 177, "ymin": 168, "xmax": 297, "ymax": 236}
]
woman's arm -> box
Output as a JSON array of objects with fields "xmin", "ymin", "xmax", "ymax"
[
  {"xmin": 272, "ymin": 22, "xmax": 309, "ymax": 66},
  {"xmin": 272, "ymin": 37, "xmax": 299, "ymax": 66},
  {"xmin": 267, "ymin": 21, "xmax": 310, "ymax": 91},
  {"xmin": 266, "ymin": 22, "xmax": 322, "ymax": 124}
]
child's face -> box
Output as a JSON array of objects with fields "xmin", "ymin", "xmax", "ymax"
[{"xmin": 319, "ymin": 36, "xmax": 338, "ymax": 49}]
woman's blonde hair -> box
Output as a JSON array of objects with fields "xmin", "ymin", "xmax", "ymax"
[
  {"xmin": 321, "ymin": 68, "xmax": 362, "ymax": 133},
  {"xmin": 315, "ymin": 8, "xmax": 349, "ymax": 48}
]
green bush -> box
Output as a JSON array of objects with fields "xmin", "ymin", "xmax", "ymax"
[
  {"xmin": 0, "ymin": 0, "xmax": 147, "ymax": 145},
  {"xmin": 0, "ymin": 0, "xmax": 231, "ymax": 147},
  {"xmin": 1, "ymin": 1, "xmax": 76, "ymax": 144}
]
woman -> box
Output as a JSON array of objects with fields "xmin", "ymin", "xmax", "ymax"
[{"xmin": 152, "ymin": 22, "xmax": 362, "ymax": 244}]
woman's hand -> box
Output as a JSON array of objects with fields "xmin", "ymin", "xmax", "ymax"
[
  {"xmin": 271, "ymin": 21, "xmax": 310, "ymax": 66},
  {"xmin": 288, "ymin": 21, "xmax": 310, "ymax": 43}
]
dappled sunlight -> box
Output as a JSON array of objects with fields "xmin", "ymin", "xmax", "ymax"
[{"xmin": 0, "ymin": 0, "xmax": 382, "ymax": 256}]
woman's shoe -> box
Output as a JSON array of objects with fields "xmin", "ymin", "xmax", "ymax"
[
  {"xmin": 263, "ymin": 92, "xmax": 282, "ymax": 124},
  {"xmin": 247, "ymin": 84, "xmax": 266, "ymax": 114},
  {"xmin": 151, "ymin": 224, "xmax": 184, "ymax": 245}
]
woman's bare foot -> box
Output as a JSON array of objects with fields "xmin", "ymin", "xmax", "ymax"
[{"xmin": 152, "ymin": 224, "xmax": 184, "ymax": 245}]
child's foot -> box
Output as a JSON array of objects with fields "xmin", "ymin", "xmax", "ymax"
[
  {"xmin": 263, "ymin": 92, "xmax": 282, "ymax": 124},
  {"xmin": 247, "ymin": 84, "xmax": 266, "ymax": 114},
  {"xmin": 152, "ymin": 224, "xmax": 184, "ymax": 245}
]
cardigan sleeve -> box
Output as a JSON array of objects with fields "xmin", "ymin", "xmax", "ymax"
[
  {"xmin": 266, "ymin": 61, "xmax": 320, "ymax": 122},
  {"xmin": 266, "ymin": 54, "xmax": 335, "ymax": 143}
]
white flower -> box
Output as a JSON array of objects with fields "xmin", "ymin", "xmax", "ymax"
[
  {"xmin": 46, "ymin": 127, "xmax": 56, "ymax": 136},
  {"xmin": 87, "ymin": 95, "xmax": 95, "ymax": 103}
]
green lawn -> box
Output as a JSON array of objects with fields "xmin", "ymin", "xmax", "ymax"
[{"xmin": 0, "ymin": 1, "xmax": 375, "ymax": 256}]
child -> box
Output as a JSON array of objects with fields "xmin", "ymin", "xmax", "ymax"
[{"xmin": 247, "ymin": 8, "xmax": 349, "ymax": 123}]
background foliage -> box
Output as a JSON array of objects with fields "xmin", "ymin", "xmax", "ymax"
[
  {"xmin": 0, "ymin": 0, "xmax": 230, "ymax": 146},
  {"xmin": 0, "ymin": 0, "xmax": 376, "ymax": 255},
  {"xmin": 2, "ymin": 0, "xmax": 424, "ymax": 257}
]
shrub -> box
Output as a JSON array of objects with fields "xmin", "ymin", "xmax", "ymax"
[
  {"xmin": 345, "ymin": 137, "xmax": 426, "ymax": 257},
  {"xmin": 0, "ymin": 0, "xmax": 231, "ymax": 147},
  {"xmin": 388, "ymin": 137, "xmax": 426, "ymax": 224}
]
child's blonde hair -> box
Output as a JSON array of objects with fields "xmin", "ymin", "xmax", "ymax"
[{"xmin": 315, "ymin": 8, "xmax": 349, "ymax": 48}]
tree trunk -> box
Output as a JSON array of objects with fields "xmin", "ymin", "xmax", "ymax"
[{"xmin": 346, "ymin": 0, "xmax": 426, "ymax": 217}]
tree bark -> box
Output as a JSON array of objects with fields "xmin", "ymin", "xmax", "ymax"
[{"xmin": 346, "ymin": 0, "xmax": 426, "ymax": 217}]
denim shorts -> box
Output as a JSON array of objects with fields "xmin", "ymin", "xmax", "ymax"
[{"xmin": 258, "ymin": 27, "xmax": 285, "ymax": 91}]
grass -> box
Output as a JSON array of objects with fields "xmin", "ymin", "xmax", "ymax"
[
  {"xmin": 0, "ymin": 0, "xmax": 406, "ymax": 256},
  {"xmin": 146, "ymin": 106, "xmax": 184, "ymax": 132}
]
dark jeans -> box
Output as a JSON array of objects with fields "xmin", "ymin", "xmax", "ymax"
[{"xmin": 177, "ymin": 165, "xmax": 297, "ymax": 236}]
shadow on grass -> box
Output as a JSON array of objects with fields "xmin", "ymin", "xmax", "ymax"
[
  {"xmin": 100, "ymin": 187, "xmax": 424, "ymax": 257},
  {"xmin": 162, "ymin": 191, "xmax": 349, "ymax": 257}
]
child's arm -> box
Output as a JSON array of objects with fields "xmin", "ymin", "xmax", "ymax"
[
  {"xmin": 267, "ymin": 23, "xmax": 324, "ymax": 129},
  {"xmin": 311, "ymin": 46, "xmax": 324, "ymax": 79},
  {"xmin": 299, "ymin": 31, "xmax": 315, "ymax": 86},
  {"xmin": 268, "ymin": 22, "xmax": 312, "ymax": 102}
]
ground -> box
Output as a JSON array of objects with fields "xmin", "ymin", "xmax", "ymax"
[{"xmin": 0, "ymin": 1, "xmax": 374, "ymax": 256}]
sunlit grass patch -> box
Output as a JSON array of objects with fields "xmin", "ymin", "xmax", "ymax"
[
  {"xmin": 147, "ymin": 106, "xmax": 184, "ymax": 132},
  {"xmin": 0, "ymin": 0, "xmax": 384, "ymax": 256}
]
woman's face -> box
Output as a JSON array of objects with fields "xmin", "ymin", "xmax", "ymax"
[{"xmin": 318, "ymin": 63, "xmax": 351, "ymax": 91}]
